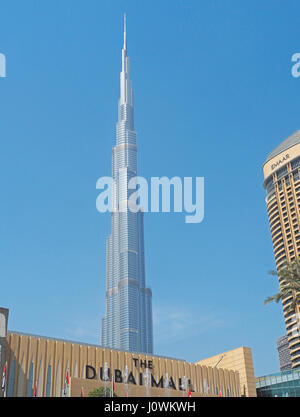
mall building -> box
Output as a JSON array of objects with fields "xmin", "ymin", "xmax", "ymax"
[
  {"xmin": 0, "ymin": 307, "xmax": 256, "ymax": 397},
  {"xmin": 256, "ymin": 368, "xmax": 300, "ymax": 397}
]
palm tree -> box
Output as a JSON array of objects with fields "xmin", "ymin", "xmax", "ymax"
[
  {"xmin": 264, "ymin": 259, "xmax": 300, "ymax": 312},
  {"xmin": 88, "ymin": 386, "xmax": 118, "ymax": 397}
]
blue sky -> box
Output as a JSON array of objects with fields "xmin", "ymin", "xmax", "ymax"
[{"xmin": 1, "ymin": 0, "xmax": 300, "ymax": 377}]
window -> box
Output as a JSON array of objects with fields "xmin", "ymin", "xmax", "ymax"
[
  {"xmin": 270, "ymin": 212, "xmax": 280, "ymax": 222},
  {"xmin": 46, "ymin": 363, "xmax": 51, "ymax": 397},
  {"xmin": 274, "ymin": 240, "xmax": 284, "ymax": 248},
  {"xmin": 292, "ymin": 158, "xmax": 300, "ymax": 170},
  {"xmin": 27, "ymin": 362, "xmax": 34, "ymax": 397},
  {"xmin": 7, "ymin": 360, "xmax": 15, "ymax": 397},
  {"xmin": 266, "ymin": 179, "xmax": 275, "ymax": 194},
  {"xmin": 276, "ymin": 244, "xmax": 285, "ymax": 253},
  {"xmin": 277, "ymin": 166, "xmax": 288, "ymax": 179}
]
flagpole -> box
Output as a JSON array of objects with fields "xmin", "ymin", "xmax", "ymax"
[
  {"xmin": 4, "ymin": 368, "xmax": 7, "ymax": 398},
  {"xmin": 4, "ymin": 370, "xmax": 7, "ymax": 398},
  {"xmin": 111, "ymin": 374, "xmax": 114, "ymax": 397}
]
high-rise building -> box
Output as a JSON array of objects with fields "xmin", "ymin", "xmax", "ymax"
[
  {"xmin": 101, "ymin": 16, "xmax": 153, "ymax": 354},
  {"xmin": 263, "ymin": 129, "xmax": 300, "ymax": 369},
  {"xmin": 277, "ymin": 335, "xmax": 292, "ymax": 371}
]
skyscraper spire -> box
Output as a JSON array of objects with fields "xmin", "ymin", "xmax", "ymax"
[
  {"xmin": 120, "ymin": 14, "xmax": 132, "ymax": 106},
  {"xmin": 101, "ymin": 17, "xmax": 153, "ymax": 354},
  {"xmin": 123, "ymin": 13, "xmax": 127, "ymax": 50}
]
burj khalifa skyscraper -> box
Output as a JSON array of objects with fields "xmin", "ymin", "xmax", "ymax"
[{"xmin": 101, "ymin": 16, "xmax": 153, "ymax": 354}]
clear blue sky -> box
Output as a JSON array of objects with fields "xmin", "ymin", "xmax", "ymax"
[{"xmin": 1, "ymin": 0, "xmax": 300, "ymax": 377}]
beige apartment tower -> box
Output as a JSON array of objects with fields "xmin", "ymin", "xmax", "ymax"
[{"xmin": 263, "ymin": 129, "xmax": 300, "ymax": 369}]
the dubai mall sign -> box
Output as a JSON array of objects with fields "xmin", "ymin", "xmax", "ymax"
[{"xmin": 85, "ymin": 358, "xmax": 194, "ymax": 391}]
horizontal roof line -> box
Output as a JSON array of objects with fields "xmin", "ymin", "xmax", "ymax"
[
  {"xmin": 8, "ymin": 330, "xmax": 186, "ymax": 363},
  {"xmin": 264, "ymin": 129, "xmax": 300, "ymax": 165}
]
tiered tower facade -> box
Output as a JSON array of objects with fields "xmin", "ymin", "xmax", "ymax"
[
  {"xmin": 263, "ymin": 130, "xmax": 300, "ymax": 368},
  {"xmin": 101, "ymin": 17, "xmax": 153, "ymax": 354}
]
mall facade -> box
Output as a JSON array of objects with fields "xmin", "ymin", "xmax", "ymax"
[{"xmin": 0, "ymin": 307, "xmax": 256, "ymax": 397}]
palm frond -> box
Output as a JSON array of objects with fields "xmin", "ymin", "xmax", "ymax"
[
  {"xmin": 264, "ymin": 259, "xmax": 300, "ymax": 310},
  {"xmin": 264, "ymin": 293, "xmax": 282, "ymax": 305}
]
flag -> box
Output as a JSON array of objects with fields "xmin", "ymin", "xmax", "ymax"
[
  {"xmin": 187, "ymin": 385, "xmax": 192, "ymax": 397},
  {"xmin": 65, "ymin": 368, "xmax": 69, "ymax": 386},
  {"xmin": 64, "ymin": 368, "xmax": 69, "ymax": 397},
  {"xmin": 218, "ymin": 391, "xmax": 222, "ymax": 397},
  {"xmin": 80, "ymin": 387, "xmax": 84, "ymax": 397},
  {"xmin": 34, "ymin": 381, "xmax": 37, "ymax": 397},
  {"xmin": 1, "ymin": 362, "xmax": 7, "ymax": 392}
]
